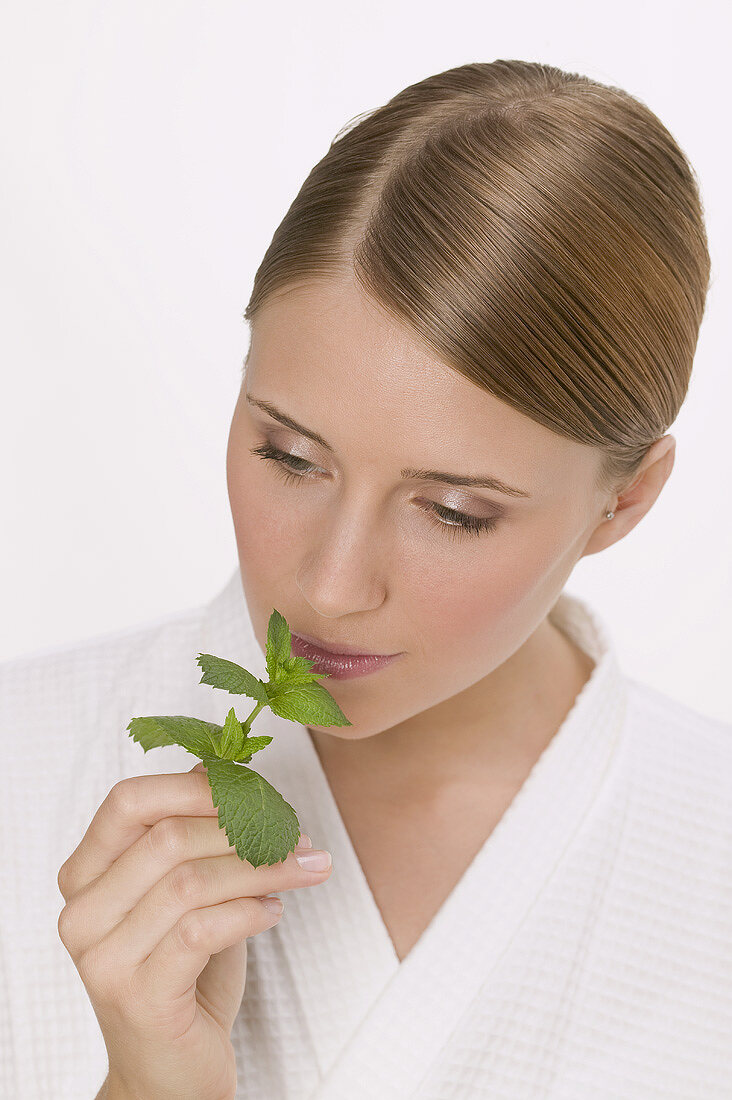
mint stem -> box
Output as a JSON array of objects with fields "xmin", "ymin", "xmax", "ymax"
[{"xmin": 242, "ymin": 699, "xmax": 266, "ymax": 734}]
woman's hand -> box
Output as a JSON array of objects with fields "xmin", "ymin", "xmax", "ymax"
[{"xmin": 57, "ymin": 761, "xmax": 332, "ymax": 1100}]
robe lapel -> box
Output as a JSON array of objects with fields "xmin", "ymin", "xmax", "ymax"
[{"xmin": 200, "ymin": 569, "xmax": 628, "ymax": 1098}]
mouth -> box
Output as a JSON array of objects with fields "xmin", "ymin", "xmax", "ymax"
[
  {"xmin": 290, "ymin": 632, "xmax": 404, "ymax": 681},
  {"xmin": 290, "ymin": 630, "xmax": 401, "ymax": 658}
]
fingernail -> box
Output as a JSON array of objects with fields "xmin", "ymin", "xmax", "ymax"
[
  {"xmin": 260, "ymin": 895, "xmax": 284, "ymax": 914},
  {"xmin": 295, "ymin": 849, "xmax": 332, "ymax": 872},
  {"xmin": 297, "ymin": 833, "xmax": 312, "ymax": 848}
]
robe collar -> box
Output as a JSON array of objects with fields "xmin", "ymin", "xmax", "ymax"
[{"xmin": 199, "ymin": 567, "xmax": 628, "ymax": 1096}]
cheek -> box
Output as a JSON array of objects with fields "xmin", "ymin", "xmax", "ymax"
[
  {"xmin": 405, "ymin": 523, "xmax": 567, "ymax": 662},
  {"xmin": 226, "ymin": 443, "xmax": 306, "ymax": 582},
  {"xmin": 228, "ymin": 473, "xmax": 284, "ymax": 572}
]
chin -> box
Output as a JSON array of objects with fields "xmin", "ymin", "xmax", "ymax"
[{"xmin": 308, "ymin": 718, "xmax": 384, "ymax": 741}]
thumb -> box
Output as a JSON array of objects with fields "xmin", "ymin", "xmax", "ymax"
[{"xmin": 189, "ymin": 761, "xmax": 207, "ymax": 773}]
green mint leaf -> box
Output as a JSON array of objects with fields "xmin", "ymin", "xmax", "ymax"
[
  {"xmin": 127, "ymin": 606, "xmax": 357, "ymax": 867},
  {"xmin": 265, "ymin": 609, "xmax": 292, "ymax": 682},
  {"xmin": 202, "ymin": 758, "xmax": 301, "ymax": 866},
  {"xmin": 196, "ymin": 653, "xmax": 268, "ymax": 703},
  {"xmin": 267, "ymin": 680, "xmax": 352, "ymax": 727},
  {"xmin": 275, "ymin": 654, "xmax": 331, "ymax": 688},
  {"xmin": 127, "ymin": 715, "xmax": 223, "ymax": 759},
  {"xmin": 232, "ymin": 734, "xmax": 274, "ymax": 763},
  {"xmin": 219, "ymin": 707, "xmax": 245, "ymax": 759}
]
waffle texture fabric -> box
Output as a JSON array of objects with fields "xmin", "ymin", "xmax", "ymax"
[{"xmin": 1, "ymin": 567, "xmax": 731, "ymax": 1099}]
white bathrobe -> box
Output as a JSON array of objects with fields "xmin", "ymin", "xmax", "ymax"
[{"xmin": 1, "ymin": 568, "xmax": 731, "ymax": 1099}]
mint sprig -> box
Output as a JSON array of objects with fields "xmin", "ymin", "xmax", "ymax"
[{"xmin": 126, "ymin": 609, "xmax": 351, "ymax": 867}]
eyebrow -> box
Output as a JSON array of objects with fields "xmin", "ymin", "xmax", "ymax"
[{"xmin": 245, "ymin": 393, "xmax": 532, "ymax": 498}]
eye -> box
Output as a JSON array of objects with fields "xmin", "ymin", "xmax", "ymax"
[
  {"xmin": 250, "ymin": 440, "xmax": 501, "ymax": 540},
  {"xmin": 422, "ymin": 502, "xmax": 500, "ymax": 540},
  {"xmin": 249, "ymin": 440, "xmax": 322, "ymax": 484}
]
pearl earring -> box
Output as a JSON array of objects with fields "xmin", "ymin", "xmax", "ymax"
[{"xmin": 605, "ymin": 510, "xmax": 615, "ymax": 520}]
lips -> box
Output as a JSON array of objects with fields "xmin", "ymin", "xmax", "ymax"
[
  {"xmin": 290, "ymin": 633, "xmax": 403, "ymax": 680},
  {"xmin": 291, "ymin": 630, "xmax": 399, "ymax": 659}
]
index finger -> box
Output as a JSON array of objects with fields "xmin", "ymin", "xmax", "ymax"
[{"xmin": 58, "ymin": 764, "xmax": 221, "ymax": 900}]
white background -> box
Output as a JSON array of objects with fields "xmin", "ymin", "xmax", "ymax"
[{"xmin": 2, "ymin": 1, "xmax": 730, "ymax": 722}]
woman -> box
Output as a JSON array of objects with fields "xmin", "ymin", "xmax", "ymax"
[{"xmin": 3, "ymin": 59, "xmax": 730, "ymax": 1099}]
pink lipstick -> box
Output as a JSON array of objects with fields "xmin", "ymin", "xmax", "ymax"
[{"xmin": 290, "ymin": 632, "xmax": 403, "ymax": 680}]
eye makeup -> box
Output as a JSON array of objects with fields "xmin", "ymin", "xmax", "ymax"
[{"xmin": 248, "ymin": 439, "xmax": 502, "ymax": 540}]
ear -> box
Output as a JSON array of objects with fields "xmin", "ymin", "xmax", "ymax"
[{"xmin": 581, "ymin": 434, "xmax": 676, "ymax": 558}]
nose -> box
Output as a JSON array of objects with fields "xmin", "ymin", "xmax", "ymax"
[{"xmin": 295, "ymin": 499, "xmax": 387, "ymax": 618}]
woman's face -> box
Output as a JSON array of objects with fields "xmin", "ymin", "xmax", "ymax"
[{"xmin": 226, "ymin": 272, "xmax": 610, "ymax": 741}]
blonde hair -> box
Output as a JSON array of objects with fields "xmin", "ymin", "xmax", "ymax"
[{"xmin": 243, "ymin": 60, "xmax": 711, "ymax": 497}]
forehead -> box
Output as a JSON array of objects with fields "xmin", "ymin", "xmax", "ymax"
[{"xmin": 246, "ymin": 274, "xmax": 598, "ymax": 497}]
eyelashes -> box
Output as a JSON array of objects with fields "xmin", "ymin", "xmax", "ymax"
[
  {"xmin": 249, "ymin": 440, "xmax": 322, "ymax": 487},
  {"xmin": 248, "ymin": 440, "xmax": 501, "ymax": 541},
  {"xmin": 424, "ymin": 502, "xmax": 499, "ymax": 540}
]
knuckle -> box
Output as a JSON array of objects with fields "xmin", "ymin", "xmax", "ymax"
[
  {"xmin": 147, "ymin": 816, "xmax": 190, "ymax": 864},
  {"xmin": 175, "ymin": 909, "xmax": 208, "ymax": 951},
  {"xmin": 107, "ymin": 777, "xmax": 140, "ymax": 822},
  {"xmin": 56, "ymin": 895, "xmax": 87, "ymax": 954},
  {"xmin": 168, "ymin": 860, "xmax": 208, "ymax": 907},
  {"xmin": 76, "ymin": 942, "xmax": 111, "ymax": 998},
  {"xmin": 56, "ymin": 859, "xmax": 72, "ymax": 898},
  {"xmin": 57, "ymin": 903, "xmax": 76, "ymax": 947}
]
